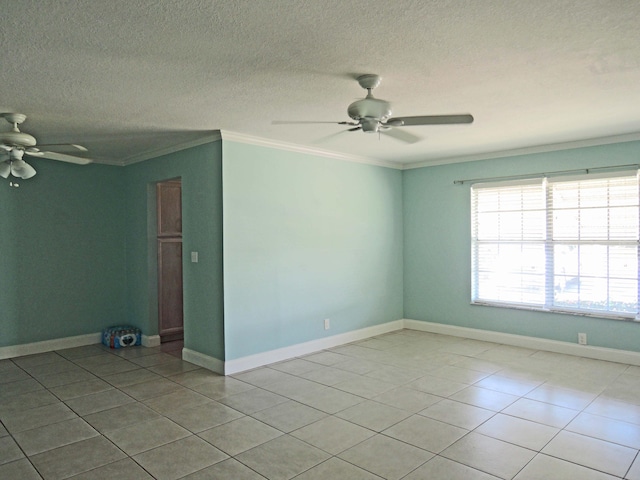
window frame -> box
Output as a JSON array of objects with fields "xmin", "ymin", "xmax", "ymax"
[{"xmin": 470, "ymin": 170, "xmax": 640, "ymax": 321}]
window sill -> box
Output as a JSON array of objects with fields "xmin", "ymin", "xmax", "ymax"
[{"xmin": 471, "ymin": 300, "xmax": 640, "ymax": 323}]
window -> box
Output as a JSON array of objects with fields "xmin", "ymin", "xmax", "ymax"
[{"xmin": 471, "ymin": 171, "xmax": 640, "ymax": 319}]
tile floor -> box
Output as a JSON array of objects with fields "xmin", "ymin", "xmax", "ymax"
[{"xmin": 3, "ymin": 329, "xmax": 640, "ymax": 479}]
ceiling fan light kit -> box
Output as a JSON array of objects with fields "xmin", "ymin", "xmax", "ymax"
[
  {"xmin": 273, "ymin": 74, "xmax": 474, "ymax": 144},
  {"xmin": 0, "ymin": 113, "xmax": 93, "ymax": 184}
]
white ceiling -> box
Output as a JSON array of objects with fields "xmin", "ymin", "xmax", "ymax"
[{"xmin": 2, "ymin": 0, "xmax": 640, "ymax": 168}]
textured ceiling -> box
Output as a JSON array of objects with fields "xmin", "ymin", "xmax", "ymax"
[{"xmin": 2, "ymin": 0, "xmax": 640, "ymax": 167}]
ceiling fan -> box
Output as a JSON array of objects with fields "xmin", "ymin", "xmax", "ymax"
[
  {"xmin": 273, "ymin": 74, "xmax": 473, "ymax": 144},
  {"xmin": 0, "ymin": 112, "xmax": 93, "ymax": 182}
]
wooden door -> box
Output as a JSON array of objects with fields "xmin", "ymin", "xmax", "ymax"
[{"xmin": 157, "ymin": 180, "xmax": 183, "ymax": 342}]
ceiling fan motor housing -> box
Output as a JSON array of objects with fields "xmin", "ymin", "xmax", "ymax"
[
  {"xmin": 347, "ymin": 97, "xmax": 392, "ymax": 131},
  {"xmin": 1, "ymin": 130, "xmax": 37, "ymax": 148}
]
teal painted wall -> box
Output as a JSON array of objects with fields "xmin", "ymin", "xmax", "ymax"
[
  {"xmin": 9, "ymin": 135, "xmax": 640, "ymax": 360},
  {"xmin": 403, "ymin": 141, "xmax": 640, "ymax": 352},
  {"xmin": 124, "ymin": 141, "xmax": 224, "ymax": 360},
  {"xmin": 222, "ymin": 142, "xmax": 404, "ymax": 360},
  {"xmin": 0, "ymin": 159, "xmax": 126, "ymax": 347}
]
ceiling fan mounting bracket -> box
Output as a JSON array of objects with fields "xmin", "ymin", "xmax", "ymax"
[
  {"xmin": 356, "ymin": 74, "xmax": 381, "ymax": 91},
  {"xmin": 1, "ymin": 113, "xmax": 27, "ymax": 125}
]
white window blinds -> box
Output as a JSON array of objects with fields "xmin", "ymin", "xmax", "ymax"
[{"xmin": 471, "ymin": 171, "xmax": 640, "ymax": 319}]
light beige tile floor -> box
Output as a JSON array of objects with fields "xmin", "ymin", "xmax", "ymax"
[{"xmin": 3, "ymin": 329, "xmax": 640, "ymax": 479}]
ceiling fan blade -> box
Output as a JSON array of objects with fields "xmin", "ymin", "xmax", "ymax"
[
  {"xmin": 36, "ymin": 143, "xmax": 88, "ymax": 152},
  {"xmin": 380, "ymin": 128, "xmax": 422, "ymax": 144},
  {"xmin": 36, "ymin": 151, "xmax": 93, "ymax": 165},
  {"xmin": 313, "ymin": 129, "xmax": 350, "ymax": 144},
  {"xmin": 388, "ymin": 114, "xmax": 474, "ymax": 126},
  {"xmin": 25, "ymin": 148, "xmax": 44, "ymax": 156},
  {"xmin": 272, "ymin": 120, "xmax": 346, "ymax": 125}
]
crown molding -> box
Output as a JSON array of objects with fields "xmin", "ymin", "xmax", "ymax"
[
  {"xmin": 219, "ymin": 130, "xmax": 403, "ymax": 170},
  {"xmin": 403, "ymin": 132, "xmax": 640, "ymax": 170},
  {"xmin": 118, "ymin": 131, "xmax": 222, "ymax": 166},
  {"xmin": 106, "ymin": 130, "xmax": 640, "ymax": 170}
]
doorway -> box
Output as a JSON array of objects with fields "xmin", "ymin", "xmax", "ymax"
[{"xmin": 156, "ymin": 178, "xmax": 184, "ymax": 354}]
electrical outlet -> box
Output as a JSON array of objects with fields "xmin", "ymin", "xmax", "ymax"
[
  {"xmin": 578, "ymin": 333, "xmax": 587, "ymax": 345},
  {"xmin": 324, "ymin": 319, "xmax": 330, "ymax": 330}
]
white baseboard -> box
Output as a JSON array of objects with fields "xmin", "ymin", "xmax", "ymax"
[
  {"xmin": 0, "ymin": 332, "xmax": 161, "ymax": 360},
  {"xmin": 0, "ymin": 333, "xmax": 102, "ymax": 360},
  {"xmin": 142, "ymin": 335, "xmax": 161, "ymax": 348},
  {"xmin": 403, "ymin": 319, "xmax": 640, "ymax": 366},
  {"xmin": 223, "ymin": 320, "xmax": 404, "ymax": 375},
  {"xmin": 182, "ymin": 348, "xmax": 225, "ymax": 375},
  {"xmin": 6, "ymin": 319, "xmax": 636, "ymax": 375},
  {"xmin": 164, "ymin": 320, "xmax": 404, "ymax": 376}
]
